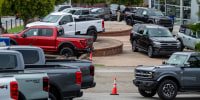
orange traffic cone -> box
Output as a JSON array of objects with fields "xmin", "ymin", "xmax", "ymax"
[
  {"xmin": 110, "ymin": 77, "xmax": 119, "ymax": 95},
  {"xmin": 89, "ymin": 52, "xmax": 93, "ymax": 61}
]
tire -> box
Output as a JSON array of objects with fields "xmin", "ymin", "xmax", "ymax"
[
  {"xmin": 49, "ymin": 92, "xmax": 57, "ymax": 100},
  {"xmin": 148, "ymin": 46, "xmax": 154, "ymax": 58},
  {"xmin": 132, "ymin": 40, "xmax": 138, "ymax": 52},
  {"xmin": 60, "ymin": 47, "xmax": 74, "ymax": 57},
  {"xmin": 88, "ymin": 29, "xmax": 97, "ymax": 42},
  {"xmin": 138, "ymin": 88, "xmax": 156, "ymax": 97},
  {"xmin": 157, "ymin": 80, "xmax": 177, "ymax": 100},
  {"xmin": 126, "ymin": 19, "xmax": 132, "ymax": 26},
  {"xmin": 149, "ymin": 21, "xmax": 153, "ymax": 24}
]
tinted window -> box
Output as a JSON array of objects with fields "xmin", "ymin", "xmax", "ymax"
[
  {"xmin": 0, "ymin": 54, "xmax": 17, "ymax": 69},
  {"xmin": 179, "ymin": 27, "xmax": 186, "ymax": 33},
  {"xmin": 58, "ymin": 6, "xmax": 71, "ymax": 12},
  {"xmin": 17, "ymin": 50, "xmax": 39, "ymax": 64},
  {"xmin": 42, "ymin": 15, "xmax": 61, "ymax": 23},
  {"xmin": 60, "ymin": 15, "xmax": 73, "ymax": 23},
  {"xmin": 39, "ymin": 29, "xmax": 53, "ymax": 37},
  {"xmin": 148, "ymin": 10, "xmax": 164, "ymax": 16},
  {"xmin": 133, "ymin": 25, "xmax": 139, "ymax": 32},
  {"xmin": 188, "ymin": 56, "xmax": 200, "ymax": 68},
  {"xmin": 24, "ymin": 28, "xmax": 39, "ymax": 37},
  {"xmin": 142, "ymin": 10, "xmax": 147, "ymax": 15},
  {"xmin": 148, "ymin": 28, "xmax": 172, "ymax": 37},
  {"xmin": 74, "ymin": 10, "xmax": 82, "ymax": 15},
  {"xmin": 185, "ymin": 28, "xmax": 191, "ymax": 36},
  {"xmin": 82, "ymin": 10, "xmax": 90, "ymax": 15}
]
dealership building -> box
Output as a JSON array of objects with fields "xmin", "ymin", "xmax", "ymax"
[{"xmin": 148, "ymin": 0, "xmax": 199, "ymax": 25}]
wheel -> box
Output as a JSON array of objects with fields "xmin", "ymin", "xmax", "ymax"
[
  {"xmin": 138, "ymin": 88, "xmax": 156, "ymax": 97},
  {"xmin": 49, "ymin": 92, "xmax": 57, "ymax": 100},
  {"xmin": 60, "ymin": 47, "xmax": 74, "ymax": 57},
  {"xmin": 178, "ymin": 39, "xmax": 184, "ymax": 51},
  {"xmin": 10, "ymin": 41, "xmax": 17, "ymax": 45},
  {"xmin": 88, "ymin": 30, "xmax": 97, "ymax": 42},
  {"xmin": 148, "ymin": 46, "xmax": 154, "ymax": 58},
  {"xmin": 149, "ymin": 21, "xmax": 153, "ymax": 24},
  {"xmin": 157, "ymin": 80, "xmax": 177, "ymax": 100},
  {"xmin": 126, "ymin": 19, "xmax": 132, "ymax": 26},
  {"xmin": 132, "ymin": 40, "xmax": 138, "ymax": 52}
]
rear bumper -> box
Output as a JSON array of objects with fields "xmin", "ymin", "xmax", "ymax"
[
  {"xmin": 63, "ymin": 90, "xmax": 83, "ymax": 99},
  {"xmin": 81, "ymin": 82, "xmax": 96, "ymax": 89},
  {"xmin": 75, "ymin": 47, "xmax": 94, "ymax": 54}
]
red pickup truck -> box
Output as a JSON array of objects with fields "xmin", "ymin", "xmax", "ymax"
[{"xmin": 1, "ymin": 26, "xmax": 93, "ymax": 57}]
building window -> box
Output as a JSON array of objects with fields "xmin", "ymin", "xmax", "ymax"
[{"xmin": 166, "ymin": 0, "xmax": 180, "ymax": 5}]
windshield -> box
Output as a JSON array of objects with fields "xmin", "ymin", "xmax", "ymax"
[
  {"xmin": 149, "ymin": 10, "xmax": 164, "ymax": 16},
  {"xmin": 0, "ymin": 54, "xmax": 17, "ymax": 69},
  {"xmin": 167, "ymin": 54, "xmax": 188, "ymax": 65},
  {"xmin": 191, "ymin": 30, "xmax": 200, "ymax": 38},
  {"xmin": 148, "ymin": 28, "xmax": 172, "ymax": 37},
  {"xmin": 42, "ymin": 15, "xmax": 61, "ymax": 23},
  {"xmin": 62, "ymin": 9, "xmax": 77, "ymax": 14},
  {"xmin": 110, "ymin": 4, "xmax": 125, "ymax": 10}
]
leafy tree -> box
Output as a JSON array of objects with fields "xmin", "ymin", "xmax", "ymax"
[
  {"xmin": 2, "ymin": 0, "xmax": 55, "ymax": 29},
  {"xmin": 108, "ymin": 0, "xmax": 144, "ymax": 6}
]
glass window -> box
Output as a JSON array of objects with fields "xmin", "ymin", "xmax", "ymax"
[
  {"xmin": 183, "ymin": 7, "xmax": 191, "ymax": 19},
  {"xmin": 24, "ymin": 28, "xmax": 39, "ymax": 37},
  {"xmin": 74, "ymin": 10, "xmax": 82, "ymax": 15},
  {"xmin": 166, "ymin": 0, "xmax": 180, "ymax": 5},
  {"xmin": 17, "ymin": 50, "xmax": 39, "ymax": 64},
  {"xmin": 148, "ymin": 28, "xmax": 172, "ymax": 37},
  {"xmin": 142, "ymin": 10, "xmax": 147, "ymax": 15},
  {"xmin": 60, "ymin": 15, "xmax": 73, "ymax": 23},
  {"xmin": 183, "ymin": 0, "xmax": 191, "ymax": 6},
  {"xmin": 38, "ymin": 29, "xmax": 53, "ymax": 37},
  {"xmin": 42, "ymin": 15, "xmax": 61, "ymax": 23},
  {"xmin": 185, "ymin": 28, "xmax": 191, "ymax": 36},
  {"xmin": 82, "ymin": 10, "xmax": 89, "ymax": 15},
  {"xmin": 62, "ymin": 9, "xmax": 76, "ymax": 14},
  {"xmin": 0, "ymin": 54, "xmax": 17, "ymax": 69},
  {"xmin": 167, "ymin": 54, "xmax": 188, "ymax": 65},
  {"xmin": 188, "ymin": 56, "xmax": 200, "ymax": 68},
  {"xmin": 149, "ymin": 10, "xmax": 164, "ymax": 16}
]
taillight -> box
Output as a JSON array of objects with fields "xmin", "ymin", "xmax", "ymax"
[
  {"xmin": 10, "ymin": 81, "xmax": 18, "ymax": 100},
  {"xmin": 102, "ymin": 20, "xmax": 104, "ymax": 28},
  {"xmin": 43, "ymin": 77, "xmax": 49, "ymax": 92},
  {"xmin": 90, "ymin": 65, "xmax": 95, "ymax": 76},
  {"xmin": 76, "ymin": 71, "xmax": 82, "ymax": 85},
  {"xmin": 130, "ymin": 32, "xmax": 132, "ymax": 36},
  {"xmin": 80, "ymin": 40, "xmax": 87, "ymax": 47}
]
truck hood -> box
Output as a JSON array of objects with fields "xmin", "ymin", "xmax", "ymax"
[
  {"xmin": 150, "ymin": 37, "xmax": 177, "ymax": 42},
  {"xmin": 26, "ymin": 21, "xmax": 57, "ymax": 28},
  {"xmin": 136, "ymin": 65, "xmax": 177, "ymax": 71},
  {"xmin": 1, "ymin": 33, "xmax": 20, "ymax": 37},
  {"xmin": 149, "ymin": 16, "xmax": 171, "ymax": 20}
]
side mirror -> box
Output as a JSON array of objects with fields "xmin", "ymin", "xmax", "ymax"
[
  {"xmin": 162, "ymin": 60, "xmax": 166, "ymax": 64},
  {"xmin": 22, "ymin": 34, "xmax": 27, "ymax": 38},
  {"xmin": 182, "ymin": 63, "xmax": 190, "ymax": 68}
]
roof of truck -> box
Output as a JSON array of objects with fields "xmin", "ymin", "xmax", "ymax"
[
  {"xmin": 173, "ymin": 52, "xmax": 200, "ymax": 56},
  {"xmin": 135, "ymin": 24, "xmax": 168, "ymax": 29},
  {"xmin": 50, "ymin": 12, "xmax": 72, "ymax": 16}
]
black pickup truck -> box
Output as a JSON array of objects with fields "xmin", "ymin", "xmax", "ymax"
[
  {"xmin": 0, "ymin": 46, "xmax": 83, "ymax": 100},
  {"xmin": 125, "ymin": 8, "xmax": 174, "ymax": 32}
]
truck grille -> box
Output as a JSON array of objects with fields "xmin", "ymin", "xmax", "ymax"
[{"xmin": 135, "ymin": 70, "xmax": 153, "ymax": 79}]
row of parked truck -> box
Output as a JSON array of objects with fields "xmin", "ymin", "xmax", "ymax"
[{"xmin": 0, "ymin": 45, "xmax": 95, "ymax": 100}]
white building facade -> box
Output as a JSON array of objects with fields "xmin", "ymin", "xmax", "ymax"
[{"xmin": 148, "ymin": 0, "xmax": 200, "ymax": 24}]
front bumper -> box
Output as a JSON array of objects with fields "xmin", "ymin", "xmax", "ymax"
[
  {"xmin": 153, "ymin": 47, "xmax": 181, "ymax": 55},
  {"xmin": 81, "ymin": 82, "xmax": 96, "ymax": 89},
  {"xmin": 133, "ymin": 79, "xmax": 158, "ymax": 90}
]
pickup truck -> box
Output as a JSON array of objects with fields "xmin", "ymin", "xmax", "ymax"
[
  {"xmin": 0, "ymin": 75, "xmax": 18, "ymax": 100},
  {"xmin": 133, "ymin": 52, "xmax": 200, "ymax": 100},
  {"xmin": 26, "ymin": 12, "xmax": 105, "ymax": 41},
  {"xmin": 0, "ymin": 47, "xmax": 83, "ymax": 100},
  {"xmin": 0, "ymin": 50, "xmax": 49, "ymax": 100},
  {"xmin": 1, "ymin": 45, "xmax": 96, "ymax": 90},
  {"xmin": 125, "ymin": 8, "xmax": 173, "ymax": 32},
  {"xmin": 1, "ymin": 26, "xmax": 93, "ymax": 57}
]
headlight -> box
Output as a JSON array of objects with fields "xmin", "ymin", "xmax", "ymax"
[
  {"xmin": 153, "ymin": 41, "xmax": 161, "ymax": 47},
  {"xmin": 135, "ymin": 70, "xmax": 155, "ymax": 79},
  {"xmin": 176, "ymin": 41, "xmax": 181, "ymax": 48}
]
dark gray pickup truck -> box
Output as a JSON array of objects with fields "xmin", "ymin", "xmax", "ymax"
[
  {"xmin": 0, "ymin": 46, "xmax": 83, "ymax": 100},
  {"xmin": 5, "ymin": 46, "xmax": 96, "ymax": 89},
  {"xmin": 133, "ymin": 52, "xmax": 200, "ymax": 100}
]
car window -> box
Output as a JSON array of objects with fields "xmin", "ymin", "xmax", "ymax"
[
  {"xmin": 142, "ymin": 10, "xmax": 147, "ymax": 15},
  {"xmin": 74, "ymin": 10, "xmax": 82, "ymax": 15},
  {"xmin": 0, "ymin": 54, "xmax": 17, "ymax": 69},
  {"xmin": 148, "ymin": 28, "xmax": 172, "ymax": 37},
  {"xmin": 149, "ymin": 9, "xmax": 164, "ymax": 16},
  {"xmin": 136, "ymin": 9, "xmax": 143, "ymax": 15},
  {"xmin": 38, "ymin": 29, "xmax": 53, "ymax": 37},
  {"xmin": 17, "ymin": 50, "xmax": 39, "ymax": 64},
  {"xmin": 132, "ymin": 25, "xmax": 139, "ymax": 32},
  {"xmin": 179, "ymin": 27, "xmax": 186, "ymax": 33},
  {"xmin": 42, "ymin": 15, "xmax": 61, "ymax": 23},
  {"xmin": 60, "ymin": 15, "xmax": 73, "ymax": 24},
  {"xmin": 188, "ymin": 56, "xmax": 200, "ymax": 68},
  {"xmin": 82, "ymin": 10, "xmax": 90, "ymax": 15},
  {"xmin": 24, "ymin": 28, "xmax": 39, "ymax": 37},
  {"xmin": 185, "ymin": 28, "xmax": 191, "ymax": 36},
  {"xmin": 58, "ymin": 6, "xmax": 71, "ymax": 12}
]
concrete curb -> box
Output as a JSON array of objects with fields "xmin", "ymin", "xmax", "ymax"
[
  {"xmin": 93, "ymin": 39, "xmax": 123, "ymax": 57},
  {"xmin": 98, "ymin": 27, "xmax": 132, "ymax": 36}
]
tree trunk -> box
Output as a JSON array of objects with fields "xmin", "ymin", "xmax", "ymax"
[{"xmin": 23, "ymin": 18, "xmax": 28, "ymax": 30}]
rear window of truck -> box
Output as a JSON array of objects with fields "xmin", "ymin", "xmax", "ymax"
[
  {"xmin": 0, "ymin": 54, "xmax": 17, "ymax": 69},
  {"xmin": 16, "ymin": 50, "xmax": 39, "ymax": 64}
]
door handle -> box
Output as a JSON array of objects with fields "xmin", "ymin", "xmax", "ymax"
[{"xmin": 68, "ymin": 25, "xmax": 72, "ymax": 26}]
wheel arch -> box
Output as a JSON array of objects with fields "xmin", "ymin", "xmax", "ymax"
[
  {"xmin": 87, "ymin": 26, "xmax": 97, "ymax": 34},
  {"xmin": 157, "ymin": 76, "xmax": 181, "ymax": 90},
  {"xmin": 10, "ymin": 38, "xmax": 18, "ymax": 45},
  {"xmin": 49, "ymin": 82, "xmax": 63, "ymax": 100},
  {"xmin": 58, "ymin": 42, "xmax": 76, "ymax": 53}
]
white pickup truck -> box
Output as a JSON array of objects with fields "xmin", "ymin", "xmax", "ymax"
[
  {"xmin": 0, "ymin": 76, "xmax": 18, "ymax": 100},
  {"xmin": 26, "ymin": 12, "xmax": 105, "ymax": 41}
]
